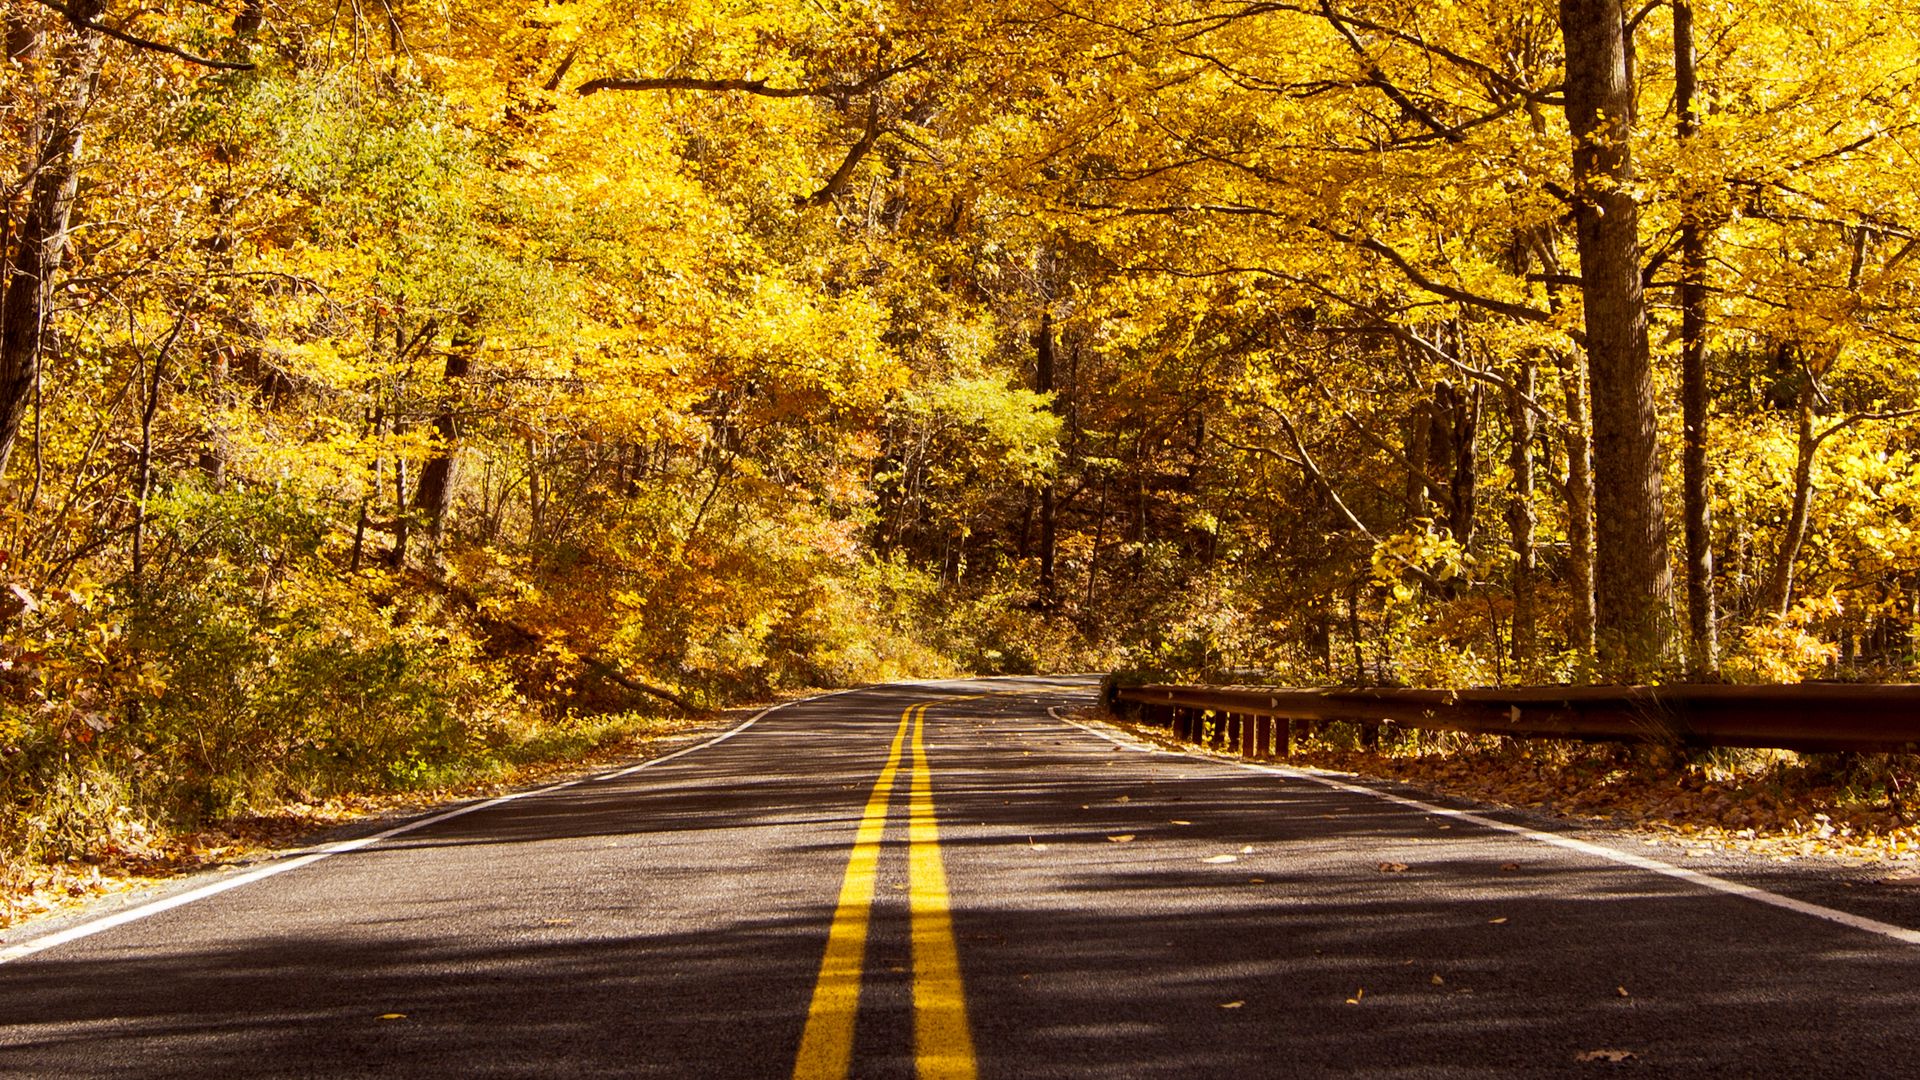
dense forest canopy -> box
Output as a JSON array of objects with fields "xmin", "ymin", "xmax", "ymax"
[{"xmin": 2, "ymin": 0, "xmax": 1917, "ymax": 848}]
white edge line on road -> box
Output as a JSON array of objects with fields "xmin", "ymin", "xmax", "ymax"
[
  {"xmin": 0, "ymin": 685, "xmax": 881, "ymax": 966},
  {"xmin": 1047, "ymin": 705, "xmax": 1920, "ymax": 948}
]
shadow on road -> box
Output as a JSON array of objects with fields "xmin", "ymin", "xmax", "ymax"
[{"xmin": 4, "ymin": 682, "xmax": 1918, "ymax": 1078}]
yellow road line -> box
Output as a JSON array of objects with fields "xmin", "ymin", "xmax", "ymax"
[
  {"xmin": 794, "ymin": 698, "xmax": 982, "ymax": 1079},
  {"xmin": 793, "ymin": 705, "xmax": 916, "ymax": 1080},
  {"xmin": 910, "ymin": 703, "xmax": 978, "ymax": 1080}
]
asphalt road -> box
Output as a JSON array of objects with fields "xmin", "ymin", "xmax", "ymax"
[{"xmin": 4, "ymin": 675, "xmax": 1920, "ymax": 1077}]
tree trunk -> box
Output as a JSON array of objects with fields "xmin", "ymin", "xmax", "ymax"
[
  {"xmin": 1763, "ymin": 377, "xmax": 1817, "ymax": 618},
  {"xmin": 0, "ymin": 29, "xmax": 101, "ymax": 479},
  {"xmin": 349, "ymin": 407, "xmax": 383, "ymax": 572},
  {"xmin": 1442, "ymin": 380, "xmax": 1479, "ymax": 547},
  {"xmin": 1556, "ymin": 350, "xmax": 1599, "ymax": 662},
  {"xmin": 412, "ymin": 329, "xmax": 476, "ymax": 547},
  {"xmin": 1558, "ymin": 0, "xmax": 1677, "ymax": 676},
  {"xmin": 388, "ymin": 433, "xmax": 411, "ymax": 569},
  {"xmin": 1035, "ymin": 311, "xmax": 1058, "ymax": 602},
  {"xmin": 1674, "ymin": 0, "xmax": 1718, "ymax": 675},
  {"xmin": 1403, "ymin": 404, "xmax": 1432, "ymax": 517},
  {"xmin": 1507, "ymin": 361, "xmax": 1539, "ymax": 678}
]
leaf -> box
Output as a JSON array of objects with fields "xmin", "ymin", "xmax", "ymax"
[
  {"xmin": 1107, "ymin": 834, "xmax": 1136, "ymax": 842},
  {"xmin": 1378, "ymin": 861, "xmax": 1409, "ymax": 872},
  {"xmin": 1202, "ymin": 854, "xmax": 1238, "ymax": 863},
  {"xmin": 1430, "ymin": 974, "xmax": 1445, "ymax": 985},
  {"xmin": 1616, "ymin": 986, "xmax": 1630, "ymax": 997},
  {"xmin": 1488, "ymin": 917, "xmax": 1508, "ymax": 924},
  {"xmin": 1344, "ymin": 988, "xmax": 1364, "ymax": 1005},
  {"xmin": 377, "ymin": 1013, "xmax": 407, "ymax": 1021},
  {"xmin": 1575, "ymin": 1050, "xmax": 1636, "ymax": 1063},
  {"xmin": 1170, "ymin": 819, "xmax": 1192, "ymax": 825},
  {"xmin": 1218, "ymin": 1000, "xmax": 1244, "ymax": 1009},
  {"xmin": 1500, "ymin": 862, "xmax": 1521, "ymax": 872}
]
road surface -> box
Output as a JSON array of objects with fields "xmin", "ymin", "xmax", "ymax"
[{"xmin": 4, "ymin": 676, "xmax": 1920, "ymax": 1076}]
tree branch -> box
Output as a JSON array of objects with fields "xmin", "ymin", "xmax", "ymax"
[
  {"xmin": 1230, "ymin": 409, "xmax": 1448, "ymax": 591},
  {"xmin": 30, "ymin": 0, "xmax": 255, "ymax": 70},
  {"xmin": 1309, "ymin": 222, "xmax": 1559, "ymax": 325},
  {"xmin": 798, "ymin": 98, "xmax": 884, "ymax": 208},
  {"xmin": 1813, "ymin": 407, "xmax": 1920, "ymax": 450},
  {"xmin": 577, "ymin": 55, "xmax": 922, "ymax": 99},
  {"xmin": 1318, "ymin": 0, "xmax": 1463, "ymax": 143}
]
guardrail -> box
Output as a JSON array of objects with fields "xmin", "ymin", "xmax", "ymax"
[{"xmin": 1110, "ymin": 683, "xmax": 1920, "ymax": 757}]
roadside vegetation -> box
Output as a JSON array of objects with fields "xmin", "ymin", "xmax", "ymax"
[{"xmin": 3, "ymin": 0, "xmax": 1917, "ymax": 912}]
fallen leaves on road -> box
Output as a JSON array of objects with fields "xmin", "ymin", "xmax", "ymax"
[
  {"xmin": 1488, "ymin": 916, "xmax": 1508, "ymax": 924},
  {"xmin": 1345, "ymin": 989, "xmax": 1365, "ymax": 1005},
  {"xmin": 1575, "ymin": 1049, "xmax": 1636, "ymax": 1063},
  {"xmin": 1378, "ymin": 861, "xmax": 1409, "ymax": 873},
  {"xmin": 1170, "ymin": 819, "xmax": 1193, "ymax": 825},
  {"xmin": 378, "ymin": 1013, "xmax": 407, "ymax": 1021},
  {"xmin": 1202, "ymin": 854, "xmax": 1239, "ymax": 863},
  {"xmin": 1616, "ymin": 986, "xmax": 1631, "ymax": 997},
  {"xmin": 1107, "ymin": 834, "xmax": 1136, "ymax": 843},
  {"xmin": 1219, "ymin": 1000, "xmax": 1244, "ymax": 1009}
]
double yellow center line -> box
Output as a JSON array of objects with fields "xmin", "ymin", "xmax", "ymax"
[{"xmin": 793, "ymin": 701, "xmax": 978, "ymax": 1080}]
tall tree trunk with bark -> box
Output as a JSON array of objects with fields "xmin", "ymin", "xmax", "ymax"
[
  {"xmin": 0, "ymin": 24, "xmax": 101, "ymax": 479},
  {"xmin": 1674, "ymin": 0, "xmax": 1718, "ymax": 675},
  {"xmin": 1557, "ymin": 0, "xmax": 1678, "ymax": 676}
]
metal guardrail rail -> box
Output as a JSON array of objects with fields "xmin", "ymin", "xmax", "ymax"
[{"xmin": 1111, "ymin": 682, "xmax": 1920, "ymax": 756}]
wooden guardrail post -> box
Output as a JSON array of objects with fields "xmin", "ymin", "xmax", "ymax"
[{"xmin": 1254, "ymin": 716, "xmax": 1271, "ymax": 759}]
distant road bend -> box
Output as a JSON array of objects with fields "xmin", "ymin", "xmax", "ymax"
[{"xmin": 5, "ymin": 676, "xmax": 1920, "ymax": 1077}]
